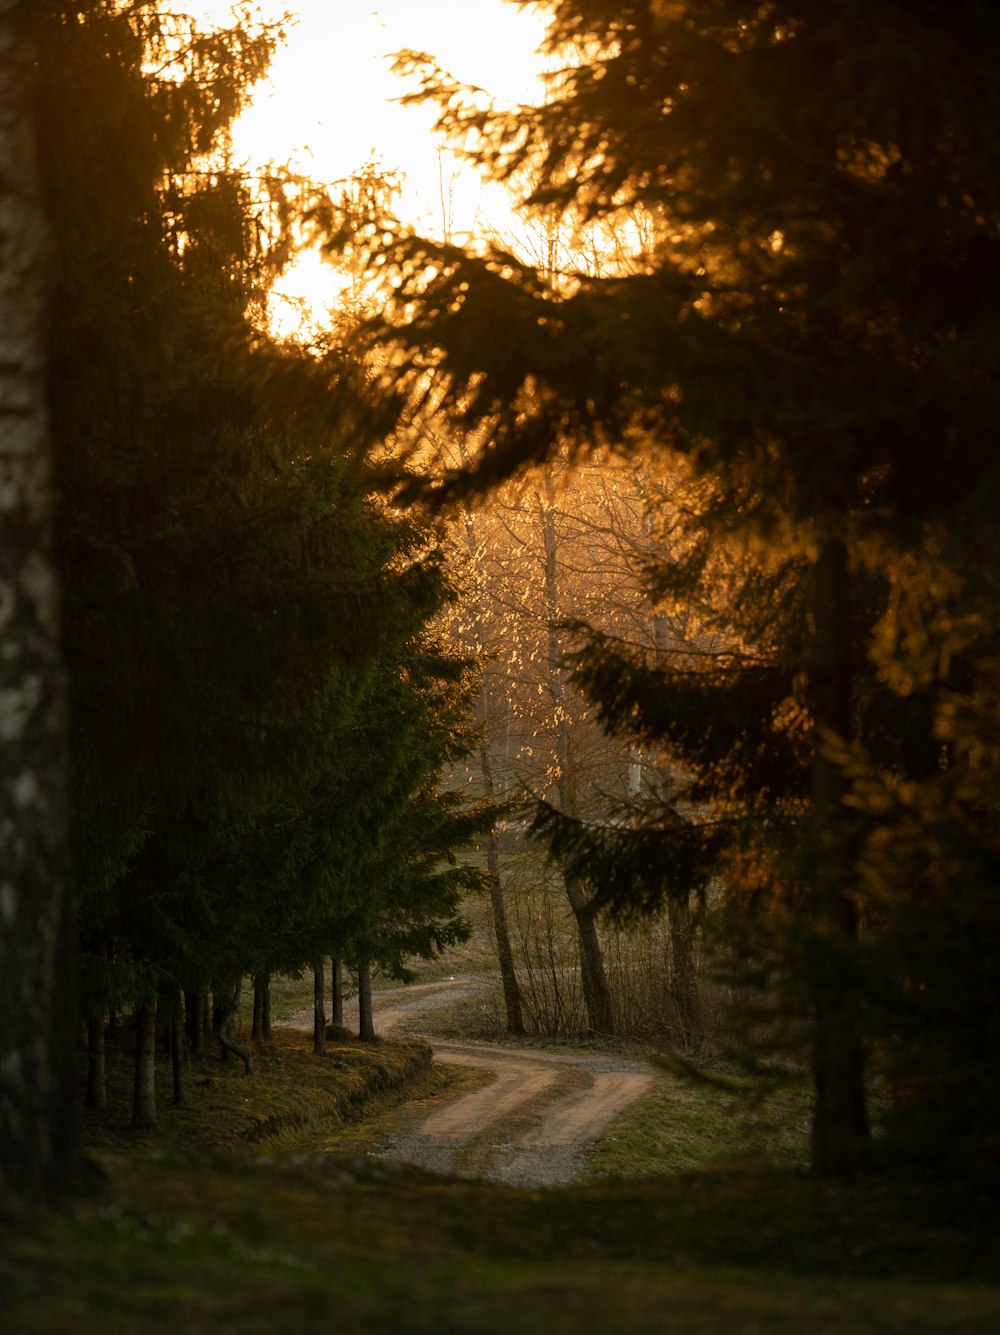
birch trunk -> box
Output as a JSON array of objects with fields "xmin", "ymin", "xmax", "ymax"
[{"xmin": 0, "ymin": 0, "xmax": 79, "ymax": 1199}]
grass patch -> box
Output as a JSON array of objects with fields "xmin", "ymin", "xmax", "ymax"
[
  {"xmin": 317, "ymin": 1061, "xmax": 494, "ymax": 1156},
  {"xmin": 584, "ymin": 1067, "xmax": 812, "ymax": 1180},
  {"xmin": 83, "ymin": 1025, "xmax": 432, "ymax": 1156},
  {"xmin": 4, "ymin": 1155, "xmax": 999, "ymax": 1334},
  {"xmin": 8, "ymin": 995, "xmax": 997, "ymax": 1333},
  {"xmin": 387, "ymin": 982, "xmax": 504, "ymax": 1040}
]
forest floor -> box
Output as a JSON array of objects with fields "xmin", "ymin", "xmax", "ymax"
[{"xmin": 4, "ymin": 971, "xmax": 1000, "ymax": 1332}]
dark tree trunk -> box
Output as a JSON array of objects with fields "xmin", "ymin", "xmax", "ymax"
[
  {"xmin": 185, "ymin": 991, "xmax": 204, "ymax": 1056},
  {"xmin": 313, "ymin": 960, "xmax": 326, "ymax": 1054},
  {"xmin": 487, "ymin": 838, "xmax": 526, "ymax": 1036},
  {"xmin": 131, "ymin": 997, "xmax": 157, "ymax": 1130},
  {"xmin": 479, "ymin": 708, "xmax": 525, "ymax": 1036},
  {"xmin": 252, "ymin": 973, "xmax": 271, "ymax": 1041},
  {"xmin": 667, "ymin": 892, "xmax": 699, "ymax": 1049},
  {"xmin": 357, "ymin": 961, "xmax": 376, "ymax": 1041},
  {"xmin": 330, "ymin": 959, "xmax": 343, "ymax": 1026},
  {"xmin": 541, "ymin": 470, "xmax": 615, "ymax": 1037},
  {"xmin": 565, "ymin": 873, "xmax": 616, "ymax": 1036},
  {"xmin": 202, "ymin": 992, "xmax": 213, "ymax": 1051},
  {"xmin": 214, "ymin": 983, "xmax": 252, "ymax": 1076},
  {"xmin": 85, "ymin": 1018, "xmax": 106, "ymax": 1111},
  {"xmin": 461, "ymin": 485, "xmax": 526, "ymax": 1039},
  {"xmin": 170, "ymin": 997, "xmax": 185, "ymax": 1106},
  {"xmin": 0, "ymin": 3, "xmax": 79, "ymax": 1200},
  {"xmin": 808, "ymin": 537, "xmax": 869, "ymax": 1175}
]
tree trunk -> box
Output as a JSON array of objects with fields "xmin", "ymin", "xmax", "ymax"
[
  {"xmin": 184, "ymin": 991, "xmax": 197, "ymax": 1049},
  {"xmin": 202, "ymin": 992, "xmax": 213, "ymax": 1051},
  {"xmin": 479, "ymin": 695, "xmax": 525, "ymax": 1036},
  {"xmin": 330, "ymin": 959, "xmax": 343, "ymax": 1026},
  {"xmin": 808, "ymin": 537, "xmax": 869, "ymax": 1175},
  {"xmin": 313, "ymin": 960, "xmax": 326, "ymax": 1054},
  {"xmin": 252, "ymin": 973, "xmax": 271, "ymax": 1041},
  {"xmin": 667, "ymin": 892, "xmax": 699, "ymax": 1048},
  {"xmin": 190, "ymin": 992, "xmax": 206, "ymax": 1057},
  {"xmin": 564, "ymin": 873, "xmax": 616, "ymax": 1035},
  {"xmin": 540, "ymin": 471, "xmax": 616, "ymax": 1036},
  {"xmin": 214, "ymin": 983, "xmax": 253, "ymax": 1076},
  {"xmin": 213, "ymin": 996, "xmax": 224, "ymax": 1052},
  {"xmin": 650, "ymin": 608, "xmax": 701, "ymax": 1050},
  {"xmin": 0, "ymin": 0, "xmax": 79, "ymax": 1201},
  {"xmin": 85, "ymin": 1018, "xmax": 106, "ymax": 1111},
  {"xmin": 170, "ymin": 1023, "xmax": 183, "ymax": 1105},
  {"xmin": 170, "ymin": 994, "xmax": 185, "ymax": 1106},
  {"xmin": 131, "ymin": 997, "xmax": 157, "ymax": 1129},
  {"xmin": 486, "ymin": 833, "xmax": 526, "ymax": 1036},
  {"xmin": 357, "ymin": 961, "xmax": 376, "ymax": 1041},
  {"xmin": 461, "ymin": 492, "xmax": 526, "ymax": 1038}
]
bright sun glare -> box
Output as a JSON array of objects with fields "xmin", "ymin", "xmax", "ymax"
[{"xmin": 194, "ymin": 1, "xmax": 547, "ymax": 334}]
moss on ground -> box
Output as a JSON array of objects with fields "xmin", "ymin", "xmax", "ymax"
[
  {"xmin": 82, "ymin": 1025, "xmax": 433, "ymax": 1156},
  {"xmin": 4, "ymin": 1153, "xmax": 1000, "ymax": 1334},
  {"xmin": 583, "ymin": 1069, "xmax": 813, "ymax": 1180},
  {"xmin": 4, "ymin": 1020, "xmax": 998, "ymax": 1333}
]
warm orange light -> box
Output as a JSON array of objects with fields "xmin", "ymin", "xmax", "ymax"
[{"xmin": 192, "ymin": 1, "xmax": 547, "ymax": 332}]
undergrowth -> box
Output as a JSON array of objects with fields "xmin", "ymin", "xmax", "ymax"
[
  {"xmin": 83, "ymin": 1025, "xmax": 432, "ymax": 1156},
  {"xmin": 4, "ymin": 986, "xmax": 995, "ymax": 1333}
]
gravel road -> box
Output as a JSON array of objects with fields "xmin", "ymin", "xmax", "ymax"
[{"xmin": 286, "ymin": 977, "xmax": 654, "ymax": 1187}]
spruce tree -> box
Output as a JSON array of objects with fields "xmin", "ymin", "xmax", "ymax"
[
  {"xmin": 331, "ymin": 0, "xmax": 1000, "ymax": 1173},
  {"xmin": 30, "ymin": 1, "xmax": 491, "ymax": 1115}
]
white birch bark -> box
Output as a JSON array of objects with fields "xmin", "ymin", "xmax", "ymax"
[{"xmin": 0, "ymin": 0, "xmax": 78, "ymax": 1198}]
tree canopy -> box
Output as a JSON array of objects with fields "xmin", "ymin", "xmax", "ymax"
[
  {"xmin": 327, "ymin": 0, "xmax": 1000, "ymax": 1176},
  {"xmin": 1, "ymin": 0, "xmax": 494, "ymax": 1190}
]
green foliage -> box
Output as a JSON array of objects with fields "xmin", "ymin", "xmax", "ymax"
[
  {"xmin": 34, "ymin": 1, "xmax": 488, "ymax": 1021},
  {"xmin": 325, "ymin": 0, "xmax": 1000, "ymax": 1175}
]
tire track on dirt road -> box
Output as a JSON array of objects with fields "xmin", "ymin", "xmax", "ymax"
[{"xmin": 293, "ymin": 977, "xmax": 655, "ymax": 1187}]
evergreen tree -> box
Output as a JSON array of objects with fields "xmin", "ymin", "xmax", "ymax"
[
  {"xmin": 331, "ymin": 1, "xmax": 1000, "ymax": 1173},
  {"xmin": 28, "ymin": 0, "xmax": 490, "ymax": 1119}
]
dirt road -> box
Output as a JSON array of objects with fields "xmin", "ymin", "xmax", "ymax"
[{"xmin": 308, "ymin": 977, "xmax": 655, "ymax": 1187}]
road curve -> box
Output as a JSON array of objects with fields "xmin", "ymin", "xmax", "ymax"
[{"xmin": 333, "ymin": 977, "xmax": 655, "ymax": 1187}]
